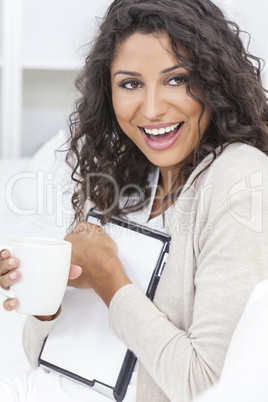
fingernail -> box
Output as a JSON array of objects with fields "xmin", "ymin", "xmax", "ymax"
[
  {"xmin": 10, "ymin": 272, "xmax": 17, "ymax": 280},
  {"xmin": 8, "ymin": 258, "xmax": 16, "ymax": 266},
  {"xmin": 0, "ymin": 250, "xmax": 6, "ymax": 258},
  {"xmin": 9, "ymin": 300, "xmax": 17, "ymax": 307},
  {"xmin": 77, "ymin": 223, "xmax": 87, "ymax": 233}
]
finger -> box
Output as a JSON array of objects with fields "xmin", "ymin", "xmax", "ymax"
[
  {"xmin": 69, "ymin": 264, "xmax": 82, "ymax": 280},
  {"xmin": 0, "ymin": 270, "xmax": 21, "ymax": 290},
  {"xmin": 72, "ymin": 221, "xmax": 91, "ymax": 234},
  {"xmin": 3, "ymin": 298, "xmax": 19, "ymax": 311},
  {"xmin": 0, "ymin": 257, "xmax": 20, "ymax": 276},
  {"xmin": 0, "ymin": 249, "xmax": 10, "ymax": 260}
]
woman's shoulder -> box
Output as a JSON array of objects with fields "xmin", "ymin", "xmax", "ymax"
[
  {"xmin": 215, "ymin": 142, "xmax": 267, "ymax": 166},
  {"xmin": 196, "ymin": 143, "xmax": 268, "ymax": 188},
  {"xmin": 177, "ymin": 143, "xmax": 268, "ymax": 218},
  {"xmin": 171, "ymin": 143, "xmax": 268, "ymax": 232}
]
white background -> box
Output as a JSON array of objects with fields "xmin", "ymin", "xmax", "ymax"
[{"xmin": 0, "ymin": 0, "xmax": 267, "ymax": 158}]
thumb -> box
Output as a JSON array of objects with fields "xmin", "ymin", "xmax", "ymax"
[{"xmin": 69, "ymin": 264, "xmax": 82, "ymax": 280}]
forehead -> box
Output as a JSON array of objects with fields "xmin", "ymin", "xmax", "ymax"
[{"xmin": 111, "ymin": 32, "xmax": 180, "ymax": 73}]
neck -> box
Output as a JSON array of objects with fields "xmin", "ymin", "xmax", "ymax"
[
  {"xmin": 159, "ymin": 167, "xmax": 180, "ymax": 196},
  {"xmin": 148, "ymin": 168, "xmax": 179, "ymax": 222}
]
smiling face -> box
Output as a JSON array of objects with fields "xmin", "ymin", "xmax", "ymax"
[{"xmin": 111, "ymin": 32, "xmax": 210, "ymax": 181}]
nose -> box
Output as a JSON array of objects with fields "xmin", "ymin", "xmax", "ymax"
[{"xmin": 140, "ymin": 86, "xmax": 168, "ymax": 121}]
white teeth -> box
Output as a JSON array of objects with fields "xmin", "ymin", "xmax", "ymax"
[{"xmin": 144, "ymin": 123, "xmax": 180, "ymax": 135}]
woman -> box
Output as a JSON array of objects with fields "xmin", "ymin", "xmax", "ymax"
[{"xmin": 1, "ymin": 0, "xmax": 268, "ymax": 401}]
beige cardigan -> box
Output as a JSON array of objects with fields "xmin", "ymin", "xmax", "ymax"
[{"xmin": 23, "ymin": 143, "xmax": 268, "ymax": 401}]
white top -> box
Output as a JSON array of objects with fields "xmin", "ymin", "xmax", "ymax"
[
  {"xmin": 121, "ymin": 168, "xmax": 173, "ymax": 401},
  {"xmin": 123, "ymin": 167, "xmax": 174, "ymax": 233}
]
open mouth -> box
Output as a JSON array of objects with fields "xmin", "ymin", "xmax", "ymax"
[
  {"xmin": 141, "ymin": 122, "xmax": 183, "ymax": 141},
  {"xmin": 139, "ymin": 122, "xmax": 184, "ymax": 151}
]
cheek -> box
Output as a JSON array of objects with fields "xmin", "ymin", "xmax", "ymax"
[
  {"xmin": 112, "ymin": 93, "xmax": 120, "ymax": 119},
  {"xmin": 112, "ymin": 90, "xmax": 126, "ymax": 115},
  {"xmin": 183, "ymin": 97, "xmax": 201, "ymax": 119},
  {"xmin": 112, "ymin": 94, "xmax": 137, "ymax": 131},
  {"xmin": 183, "ymin": 97, "xmax": 210, "ymax": 135},
  {"xmin": 113, "ymin": 109, "xmax": 130, "ymax": 132},
  {"xmin": 112, "ymin": 102, "xmax": 132, "ymax": 142},
  {"xmin": 182, "ymin": 90, "xmax": 210, "ymax": 126}
]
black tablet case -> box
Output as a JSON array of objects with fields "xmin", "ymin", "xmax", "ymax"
[{"xmin": 38, "ymin": 210, "xmax": 171, "ymax": 401}]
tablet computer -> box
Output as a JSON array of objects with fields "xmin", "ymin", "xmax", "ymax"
[{"xmin": 38, "ymin": 210, "xmax": 171, "ymax": 401}]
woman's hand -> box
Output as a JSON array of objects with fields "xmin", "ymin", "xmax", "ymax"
[
  {"xmin": 0, "ymin": 248, "xmax": 82, "ymax": 315},
  {"xmin": 0, "ymin": 249, "xmax": 21, "ymax": 311},
  {"xmin": 64, "ymin": 221, "xmax": 131, "ymax": 307}
]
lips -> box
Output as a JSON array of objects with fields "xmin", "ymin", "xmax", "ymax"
[{"xmin": 139, "ymin": 122, "xmax": 184, "ymax": 151}]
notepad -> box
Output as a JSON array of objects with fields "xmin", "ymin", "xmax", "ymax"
[{"xmin": 38, "ymin": 210, "xmax": 171, "ymax": 401}]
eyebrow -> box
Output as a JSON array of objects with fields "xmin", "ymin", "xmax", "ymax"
[{"xmin": 113, "ymin": 64, "xmax": 183, "ymax": 77}]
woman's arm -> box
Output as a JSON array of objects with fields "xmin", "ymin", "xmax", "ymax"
[
  {"xmin": 23, "ymin": 308, "xmax": 62, "ymax": 368},
  {"xmin": 109, "ymin": 145, "xmax": 268, "ymax": 401}
]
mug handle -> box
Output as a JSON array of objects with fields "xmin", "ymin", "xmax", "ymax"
[{"xmin": 0, "ymin": 245, "xmax": 16, "ymax": 299}]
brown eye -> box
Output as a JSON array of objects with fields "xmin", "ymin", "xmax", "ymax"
[
  {"xmin": 167, "ymin": 76, "xmax": 186, "ymax": 86},
  {"xmin": 125, "ymin": 80, "xmax": 140, "ymax": 89},
  {"xmin": 130, "ymin": 81, "xmax": 139, "ymax": 89},
  {"xmin": 120, "ymin": 80, "xmax": 141, "ymax": 90},
  {"xmin": 174, "ymin": 77, "xmax": 184, "ymax": 85}
]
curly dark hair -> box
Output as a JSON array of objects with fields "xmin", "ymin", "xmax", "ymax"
[{"xmin": 67, "ymin": 0, "xmax": 268, "ymax": 224}]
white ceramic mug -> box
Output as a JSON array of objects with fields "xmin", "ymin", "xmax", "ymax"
[{"xmin": 0, "ymin": 238, "xmax": 72, "ymax": 316}]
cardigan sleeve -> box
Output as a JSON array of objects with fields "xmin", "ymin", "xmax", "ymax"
[
  {"xmin": 109, "ymin": 144, "xmax": 268, "ymax": 402},
  {"xmin": 190, "ymin": 280, "xmax": 268, "ymax": 402},
  {"xmin": 23, "ymin": 307, "xmax": 62, "ymax": 368}
]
